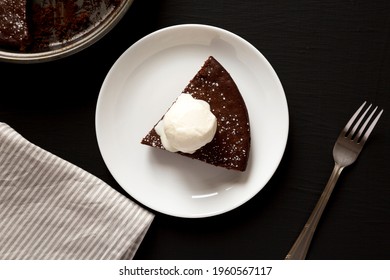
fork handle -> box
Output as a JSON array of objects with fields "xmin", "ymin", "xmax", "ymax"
[{"xmin": 285, "ymin": 163, "xmax": 344, "ymax": 260}]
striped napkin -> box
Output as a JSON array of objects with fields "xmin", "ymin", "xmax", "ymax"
[{"xmin": 0, "ymin": 123, "xmax": 154, "ymax": 259}]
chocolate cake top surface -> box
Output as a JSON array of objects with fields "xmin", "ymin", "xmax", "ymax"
[
  {"xmin": 141, "ymin": 56, "xmax": 251, "ymax": 171},
  {"xmin": 0, "ymin": 0, "xmax": 124, "ymax": 53},
  {"xmin": 30, "ymin": 0, "xmax": 122, "ymax": 51},
  {"xmin": 0, "ymin": 0, "xmax": 29, "ymax": 50}
]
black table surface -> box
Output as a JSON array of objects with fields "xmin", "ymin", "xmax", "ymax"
[{"xmin": 1, "ymin": 0, "xmax": 389, "ymax": 260}]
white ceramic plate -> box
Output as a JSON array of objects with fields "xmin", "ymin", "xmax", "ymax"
[{"xmin": 96, "ymin": 24, "xmax": 289, "ymax": 218}]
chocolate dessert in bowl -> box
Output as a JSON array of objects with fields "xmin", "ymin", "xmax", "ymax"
[{"xmin": 0, "ymin": 0, "xmax": 133, "ymax": 63}]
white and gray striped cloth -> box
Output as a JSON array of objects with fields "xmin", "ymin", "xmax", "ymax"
[{"xmin": 0, "ymin": 123, "xmax": 154, "ymax": 259}]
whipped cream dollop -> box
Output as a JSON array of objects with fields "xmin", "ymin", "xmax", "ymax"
[{"xmin": 155, "ymin": 93, "xmax": 217, "ymax": 154}]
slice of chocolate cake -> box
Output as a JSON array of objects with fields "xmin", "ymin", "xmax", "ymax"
[
  {"xmin": 141, "ymin": 56, "xmax": 251, "ymax": 171},
  {"xmin": 0, "ymin": 0, "xmax": 30, "ymax": 51}
]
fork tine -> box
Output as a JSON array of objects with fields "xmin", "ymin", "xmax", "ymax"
[
  {"xmin": 355, "ymin": 105, "xmax": 377, "ymax": 142},
  {"xmin": 359, "ymin": 108, "xmax": 384, "ymax": 145},
  {"xmin": 343, "ymin": 101, "xmax": 366, "ymax": 135},
  {"xmin": 349, "ymin": 103, "xmax": 372, "ymax": 138}
]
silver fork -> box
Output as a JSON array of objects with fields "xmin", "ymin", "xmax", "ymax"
[{"xmin": 285, "ymin": 101, "xmax": 384, "ymax": 260}]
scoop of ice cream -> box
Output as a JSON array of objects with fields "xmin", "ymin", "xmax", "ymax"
[{"xmin": 155, "ymin": 93, "xmax": 217, "ymax": 154}]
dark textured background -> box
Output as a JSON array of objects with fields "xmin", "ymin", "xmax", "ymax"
[{"xmin": 1, "ymin": 0, "xmax": 389, "ymax": 259}]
